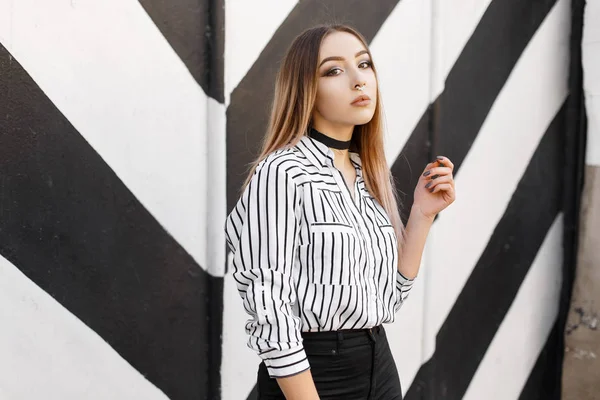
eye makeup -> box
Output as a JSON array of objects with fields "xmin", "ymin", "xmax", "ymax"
[{"xmin": 321, "ymin": 59, "xmax": 372, "ymax": 77}]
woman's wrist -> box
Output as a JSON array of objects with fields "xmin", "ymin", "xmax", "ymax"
[
  {"xmin": 409, "ymin": 205, "xmax": 435, "ymax": 226},
  {"xmin": 397, "ymin": 205, "xmax": 435, "ymax": 279}
]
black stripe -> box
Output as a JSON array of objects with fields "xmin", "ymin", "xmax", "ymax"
[
  {"xmin": 226, "ymin": 0, "xmax": 401, "ymax": 210},
  {"xmin": 138, "ymin": 0, "xmax": 224, "ymax": 102},
  {"xmin": 405, "ymin": 102, "xmax": 566, "ymax": 400},
  {"xmin": 518, "ymin": 319, "xmax": 561, "ymax": 400},
  {"xmin": 0, "ymin": 44, "xmax": 218, "ymax": 400},
  {"xmin": 391, "ymin": 0, "xmax": 558, "ymax": 223}
]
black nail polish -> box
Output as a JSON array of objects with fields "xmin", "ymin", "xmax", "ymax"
[
  {"xmin": 431, "ymin": 174, "xmax": 439, "ymax": 180},
  {"xmin": 423, "ymin": 170, "xmax": 431, "ymax": 177},
  {"xmin": 429, "ymin": 187, "xmax": 434, "ymax": 193},
  {"xmin": 438, "ymin": 162, "xmax": 445, "ymax": 167},
  {"xmin": 425, "ymin": 182, "xmax": 432, "ymax": 189}
]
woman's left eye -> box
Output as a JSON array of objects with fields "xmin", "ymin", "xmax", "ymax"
[{"xmin": 359, "ymin": 60, "xmax": 372, "ymax": 69}]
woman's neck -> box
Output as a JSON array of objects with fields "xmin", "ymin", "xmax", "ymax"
[{"xmin": 311, "ymin": 119, "xmax": 354, "ymax": 143}]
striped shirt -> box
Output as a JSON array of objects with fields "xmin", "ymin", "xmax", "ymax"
[{"xmin": 225, "ymin": 135, "xmax": 415, "ymax": 378}]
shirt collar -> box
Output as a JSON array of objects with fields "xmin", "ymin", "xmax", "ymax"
[
  {"xmin": 297, "ymin": 135, "xmax": 363, "ymax": 177},
  {"xmin": 298, "ymin": 135, "xmax": 334, "ymax": 169},
  {"xmin": 349, "ymin": 152, "xmax": 363, "ymax": 168}
]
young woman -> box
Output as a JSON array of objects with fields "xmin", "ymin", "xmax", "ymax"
[{"xmin": 225, "ymin": 25, "xmax": 455, "ymax": 400}]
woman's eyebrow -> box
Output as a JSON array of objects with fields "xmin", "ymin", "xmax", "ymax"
[{"xmin": 319, "ymin": 49, "xmax": 369, "ymax": 67}]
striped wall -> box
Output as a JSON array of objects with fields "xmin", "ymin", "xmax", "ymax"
[
  {"xmin": 0, "ymin": 0, "xmax": 224, "ymax": 398},
  {"xmin": 0, "ymin": 1, "xmax": 586, "ymax": 399}
]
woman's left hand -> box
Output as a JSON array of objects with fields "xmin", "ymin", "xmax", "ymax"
[{"xmin": 412, "ymin": 156, "xmax": 456, "ymax": 219}]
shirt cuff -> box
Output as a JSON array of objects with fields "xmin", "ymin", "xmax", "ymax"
[
  {"xmin": 396, "ymin": 271, "xmax": 415, "ymax": 289},
  {"xmin": 260, "ymin": 345, "xmax": 310, "ymax": 378}
]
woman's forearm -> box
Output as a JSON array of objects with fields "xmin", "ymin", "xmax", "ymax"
[
  {"xmin": 398, "ymin": 205, "xmax": 435, "ymax": 279},
  {"xmin": 277, "ymin": 369, "xmax": 320, "ymax": 400}
]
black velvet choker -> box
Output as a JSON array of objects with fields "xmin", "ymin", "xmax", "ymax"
[{"xmin": 308, "ymin": 127, "xmax": 352, "ymax": 150}]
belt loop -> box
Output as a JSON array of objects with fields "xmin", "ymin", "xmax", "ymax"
[{"xmin": 367, "ymin": 328, "xmax": 377, "ymax": 343}]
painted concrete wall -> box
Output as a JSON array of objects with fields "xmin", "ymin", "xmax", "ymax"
[
  {"xmin": 562, "ymin": 1, "xmax": 600, "ymax": 398},
  {"xmin": 0, "ymin": 0, "xmax": 585, "ymax": 399},
  {"xmin": 0, "ymin": 1, "xmax": 223, "ymax": 399}
]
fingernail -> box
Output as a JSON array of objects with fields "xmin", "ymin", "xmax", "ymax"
[
  {"xmin": 429, "ymin": 187, "xmax": 434, "ymax": 193},
  {"xmin": 436, "ymin": 156, "xmax": 444, "ymax": 160},
  {"xmin": 438, "ymin": 162, "xmax": 445, "ymax": 167},
  {"xmin": 431, "ymin": 174, "xmax": 439, "ymax": 180},
  {"xmin": 425, "ymin": 182, "xmax": 432, "ymax": 189},
  {"xmin": 423, "ymin": 170, "xmax": 431, "ymax": 177}
]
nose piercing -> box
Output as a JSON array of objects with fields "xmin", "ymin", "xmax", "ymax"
[{"xmin": 355, "ymin": 84, "xmax": 365, "ymax": 91}]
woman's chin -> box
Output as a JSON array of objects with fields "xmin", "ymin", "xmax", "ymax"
[
  {"xmin": 349, "ymin": 110, "xmax": 376, "ymax": 126},
  {"xmin": 321, "ymin": 109, "xmax": 375, "ymax": 127}
]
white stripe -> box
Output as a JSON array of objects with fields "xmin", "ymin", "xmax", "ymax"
[
  {"xmin": 206, "ymin": 98, "xmax": 228, "ymax": 276},
  {"xmin": 370, "ymin": 0, "xmax": 494, "ymax": 165},
  {"xmin": 583, "ymin": 0, "xmax": 600, "ymax": 166},
  {"xmin": 0, "ymin": 1, "xmax": 211, "ymax": 273},
  {"xmin": 0, "ymin": 255, "xmax": 168, "ymax": 400},
  {"xmin": 463, "ymin": 214, "xmax": 563, "ymax": 400},
  {"xmin": 420, "ymin": 0, "xmax": 569, "ymax": 370},
  {"xmin": 224, "ymin": 0, "xmax": 297, "ymax": 104}
]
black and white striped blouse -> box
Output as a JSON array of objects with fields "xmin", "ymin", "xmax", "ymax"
[{"xmin": 225, "ymin": 135, "xmax": 415, "ymax": 378}]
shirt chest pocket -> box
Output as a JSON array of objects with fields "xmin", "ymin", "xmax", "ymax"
[{"xmin": 303, "ymin": 222, "xmax": 361, "ymax": 286}]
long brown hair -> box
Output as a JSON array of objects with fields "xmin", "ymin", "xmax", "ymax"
[{"xmin": 243, "ymin": 24, "xmax": 406, "ymax": 252}]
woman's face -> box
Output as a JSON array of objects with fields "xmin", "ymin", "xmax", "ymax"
[{"xmin": 313, "ymin": 31, "xmax": 378, "ymax": 130}]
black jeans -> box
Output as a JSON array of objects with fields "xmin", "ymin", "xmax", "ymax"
[{"xmin": 256, "ymin": 325, "xmax": 402, "ymax": 400}]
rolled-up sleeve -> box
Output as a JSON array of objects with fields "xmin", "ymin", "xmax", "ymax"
[
  {"xmin": 394, "ymin": 271, "xmax": 415, "ymax": 313},
  {"xmin": 225, "ymin": 158, "xmax": 308, "ymax": 378}
]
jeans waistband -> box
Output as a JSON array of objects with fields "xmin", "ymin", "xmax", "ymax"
[{"xmin": 301, "ymin": 325, "xmax": 384, "ymax": 346}]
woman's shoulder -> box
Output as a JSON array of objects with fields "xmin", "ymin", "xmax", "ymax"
[{"xmin": 255, "ymin": 146, "xmax": 308, "ymax": 180}]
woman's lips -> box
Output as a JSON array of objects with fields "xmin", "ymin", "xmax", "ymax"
[{"xmin": 351, "ymin": 94, "xmax": 371, "ymax": 106}]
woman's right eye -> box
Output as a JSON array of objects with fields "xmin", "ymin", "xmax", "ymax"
[{"xmin": 325, "ymin": 68, "xmax": 342, "ymax": 77}]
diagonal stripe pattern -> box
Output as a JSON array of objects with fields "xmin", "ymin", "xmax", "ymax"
[
  {"xmin": 405, "ymin": 103, "xmax": 566, "ymax": 399},
  {"xmin": 138, "ymin": 0, "xmax": 225, "ymax": 102},
  {"xmin": 390, "ymin": 0, "xmax": 559, "ymax": 221},
  {"xmin": 0, "ymin": 44, "xmax": 218, "ymax": 400},
  {"xmin": 0, "ymin": 255, "xmax": 171, "ymax": 400}
]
